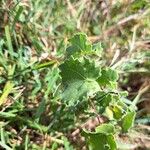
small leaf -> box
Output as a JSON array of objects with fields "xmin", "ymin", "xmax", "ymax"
[
  {"xmin": 97, "ymin": 93, "xmax": 113, "ymax": 108},
  {"xmin": 121, "ymin": 111, "xmax": 136, "ymax": 133},
  {"xmin": 92, "ymin": 42, "xmax": 103, "ymax": 56},
  {"xmin": 97, "ymin": 68, "xmax": 118, "ymax": 87},
  {"xmin": 112, "ymin": 105, "xmax": 124, "ymax": 120},
  {"xmin": 82, "ymin": 129, "xmax": 117, "ymax": 150},
  {"xmin": 106, "ymin": 135, "xmax": 117, "ymax": 150},
  {"xmin": 96, "ymin": 123, "xmax": 115, "ymax": 135},
  {"xmin": 82, "ymin": 131, "xmax": 107, "ymax": 150},
  {"xmin": 66, "ymin": 33, "xmax": 92, "ymax": 57},
  {"xmin": 105, "ymin": 107, "xmax": 114, "ymax": 120}
]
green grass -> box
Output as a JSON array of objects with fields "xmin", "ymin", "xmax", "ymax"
[{"xmin": 0, "ymin": 0, "xmax": 150, "ymax": 149}]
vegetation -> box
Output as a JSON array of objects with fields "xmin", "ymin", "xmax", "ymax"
[{"xmin": 0, "ymin": 0, "xmax": 150, "ymax": 150}]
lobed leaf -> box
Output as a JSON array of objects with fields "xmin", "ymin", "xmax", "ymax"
[
  {"xmin": 82, "ymin": 124, "xmax": 117, "ymax": 150},
  {"xmin": 97, "ymin": 68, "xmax": 118, "ymax": 88},
  {"xmin": 66, "ymin": 33, "xmax": 92, "ymax": 57},
  {"xmin": 59, "ymin": 57, "xmax": 101, "ymax": 106}
]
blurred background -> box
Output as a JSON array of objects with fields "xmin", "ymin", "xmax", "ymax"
[{"xmin": 0, "ymin": 0, "xmax": 150, "ymax": 149}]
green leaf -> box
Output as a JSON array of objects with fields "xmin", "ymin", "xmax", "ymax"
[
  {"xmin": 60, "ymin": 57, "xmax": 100, "ymax": 83},
  {"xmin": 97, "ymin": 92, "xmax": 112, "ymax": 108},
  {"xmin": 97, "ymin": 68, "xmax": 118, "ymax": 87},
  {"xmin": 106, "ymin": 135, "xmax": 117, "ymax": 150},
  {"xmin": 112, "ymin": 105, "xmax": 124, "ymax": 120},
  {"xmin": 105, "ymin": 107, "xmax": 114, "ymax": 120},
  {"xmin": 63, "ymin": 80, "xmax": 101, "ymax": 107},
  {"xmin": 84, "ymin": 133, "xmax": 108, "ymax": 150},
  {"xmin": 96, "ymin": 124, "xmax": 115, "ymax": 135},
  {"xmin": 82, "ymin": 128, "xmax": 117, "ymax": 150},
  {"xmin": 121, "ymin": 111, "xmax": 136, "ymax": 133},
  {"xmin": 92, "ymin": 42, "xmax": 103, "ymax": 56},
  {"xmin": 66, "ymin": 33, "xmax": 92, "ymax": 57},
  {"xmin": 59, "ymin": 57, "xmax": 101, "ymax": 106},
  {"xmin": 130, "ymin": 0, "xmax": 148, "ymax": 12}
]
